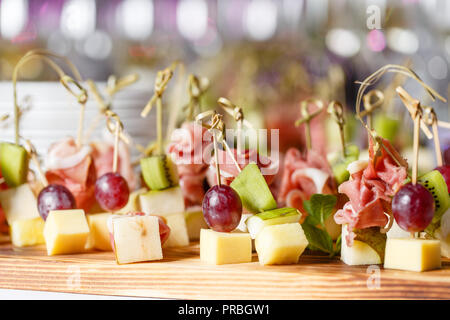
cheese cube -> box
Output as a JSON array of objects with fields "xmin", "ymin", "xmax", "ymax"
[
  {"xmin": 10, "ymin": 217, "xmax": 45, "ymax": 247},
  {"xmin": 86, "ymin": 213, "xmax": 112, "ymax": 251},
  {"xmin": 185, "ymin": 207, "xmax": 208, "ymax": 240},
  {"xmin": 139, "ymin": 186, "xmax": 185, "ymax": 217},
  {"xmin": 200, "ymin": 229, "xmax": 252, "ymax": 265},
  {"xmin": 341, "ymin": 224, "xmax": 382, "ymax": 265},
  {"xmin": 163, "ymin": 212, "xmax": 189, "ymax": 248},
  {"xmin": 255, "ymin": 223, "xmax": 308, "ymax": 265},
  {"xmin": 43, "ymin": 210, "xmax": 90, "ymax": 255},
  {"xmin": 384, "ymin": 238, "xmax": 441, "ymax": 272},
  {"xmin": 110, "ymin": 215, "xmax": 163, "ymax": 264},
  {"xmin": 246, "ymin": 208, "xmax": 301, "ymax": 239},
  {"xmin": 0, "ymin": 184, "xmax": 40, "ymax": 224}
]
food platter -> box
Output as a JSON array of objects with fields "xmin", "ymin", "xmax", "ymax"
[{"xmin": 0, "ymin": 243, "xmax": 448, "ymax": 300}]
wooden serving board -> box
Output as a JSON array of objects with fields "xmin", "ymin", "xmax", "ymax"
[{"xmin": 0, "ymin": 243, "xmax": 448, "ymax": 300}]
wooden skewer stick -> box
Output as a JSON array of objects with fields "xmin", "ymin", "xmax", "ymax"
[
  {"xmin": 423, "ymin": 106, "xmax": 443, "ymax": 167},
  {"xmin": 23, "ymin": 139, "xmax": 48, "ymax": 187},
  {"xmin": 185, "ymin": 74, "xmax": 210, "ymax": 121},
  {"xmin": 218, "ymin": 97, "xmax": 253, "ymax": 156},
  {"xmin": 141, "ymin": 67, "xmax": 174, "ymax": 155},
  {"xmin": 360, "ymin": 89, "xmax": 384, "ymax": 130},
  {"xmin": 327, "ymin": 101, "xmax": 346, "ymax": 157},
  {"xmin": 105, "ymin": 110, "xmax": 124, "ymax": 173},
  {"xmin": 295, "ymin": 98, "xmax": 324, "ymax": 151},
  {"xmin": 196, "ymin": 111, "xmax": 242, "ymax": 184},
  {"xmin": 396, "ymin": 86, "xmax": 433, "ymax": 139}
]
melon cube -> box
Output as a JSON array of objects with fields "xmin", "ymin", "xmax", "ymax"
[
  {"xmin": 43, "ymin": 210, "xmax": 90, "ymax": 255},
  {"xmin": 110, "ymin": 215, "xmax": 163, "ymax": 264},
  {"xmin": 139, "ymin": 186, "xmax": 185, "ymax": 217},
  {"xmin": 163, "ymin": 212, "xmax": 189, "ymax": 248},
  {"xmin": 185, "ymin": 207, "xmax": 208, "ymax": 241},
  {"xmin": 255, "ymin": 223, "xmax": 308, "ymax": 265},
  {"xmin": 340, "ymin": 224, "xmax": 382, "ymax": 265}
]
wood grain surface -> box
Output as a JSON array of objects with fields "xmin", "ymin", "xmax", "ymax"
[{"xmin": 0, "ymin": 243, "xmax": 448, "ymax": 300}]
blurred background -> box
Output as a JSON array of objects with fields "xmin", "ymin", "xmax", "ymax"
[{"xmin": 0, "ymin": 0, "xmax": 450, "ymax": 170}]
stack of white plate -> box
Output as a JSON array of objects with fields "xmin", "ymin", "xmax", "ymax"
[{"xmin": 0, "ymin": 81, "xmax": 154, "ymax": 161}]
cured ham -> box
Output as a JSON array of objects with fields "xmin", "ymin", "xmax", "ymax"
[
  {"xmin": 277, "ymin": 148, "xmax": 335, "ymax": 220},
  {"xmin": 206, "ymin": 148, "xmax": 279, "ymax": 187},
  {"xmin": 334, "ymin": 137, "xmax": 408, "ymax": 246},
  {"xmin": 167, "ymin": 122, "xmax": 213, "ymax": 207},
  {"xmin": 90, "ymin": 140, "xmax": 137, "ymax": 191},
  {"xmin": 45, "ymin": 137, "xmax": 97, "ymax": 212}
]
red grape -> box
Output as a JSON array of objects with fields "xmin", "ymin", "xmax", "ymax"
[
  {"xmin": 95, "ymin": 172, "xmax": 130, "ymax": 212},
  {"xmin": 202, "ymin": 185, "xmax": 242, "ymax": 232},
  {"xmin": 434, "ymin": 165, "xmax": 450, "ymax": 193},
  {"xmin": 392, "ymin": 183, "xmax": 435, "ymax": 232},
  {"xmin": 444, "ymin": 147, "xmax": 450, "ymax": 166},
  {"xmin": 37, "ymin": 184, "xmax": 76, "ymax": 220}
]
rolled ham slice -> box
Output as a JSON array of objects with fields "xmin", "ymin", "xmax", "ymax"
[
  {"xmin": 90, "ymin": 140, "xmax": 137, "ymax": 191},
  {"xmin": 277, "ymin": 147, "xmax": 335, "ymax": 220},
  {"xmin": 334, "ymin": 137, "xmax": 407, "ymax": 246},
  {"xmin": 167, "ymin": 122, "xmax": 213, "ymax": 207},
  {"xmin": 45, "ymin": 137, "xmax": 97, "ymax": 212}
]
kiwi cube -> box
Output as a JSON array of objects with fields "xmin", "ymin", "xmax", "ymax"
[
  {"xmin": 418, "ymin": 170, "xmax": 450, "ymax": 223},
  {"xmin": 140, "ymin": 155, "xmax": 179, "ymax": 191},
  {"xmin": 0, "ymin": 143, "xmax": 29, "ymax": 187},
  {"xmin": 230, "ymin": 163, "xmax": 277, "ymax": 213}
]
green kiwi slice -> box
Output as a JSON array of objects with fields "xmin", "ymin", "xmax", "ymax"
[
  {"xmin": 0, "ymin": 142, "xmax": 29, "ymax": 187},
  {"xmin": 418, "ymin": 170, "xmax": 450, "ymax": 223},
  {"xmin": 140, "ymin": 154, "xmax": 179, "ymax": 191},
  {"xmin": 230, "ymin": 163, "xmax": 277, "ymax": 213}
]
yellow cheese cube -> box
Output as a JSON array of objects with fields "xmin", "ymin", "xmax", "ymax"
[
  {"xmin": 185, "ymin": 207, "xmax": 208, "ymax": 241},
  {"xmin": 255, "ymin": 223, "xmax": 308, "ymax": 265},
  {"xmin": 384, "ymin": 238, "xmax": 441, "ymax": 272},
  {"xmin": 200, "ymin": 229, "xmax": 252, "ymax": 265},
  {"xmin": 43, "ymin": 210, "xmax": 90, "ymax": 256},
  {"xmin": 341, "ymin": 224, "xmax": 382, "ymax": 265},
  {"xmin": 86, "ymin": 213, "xmax": 112, "ymax": 251},
  {"xmin": 163, "ymin": 212, "xmax": 189, "ymax": 248},
  {"xmin": 10, "ymin": 217, "xmax": 45, "ymax": 247},
  {"xmin": 110, "ymin": 215, "xmax": 163, "ymax": 264}
]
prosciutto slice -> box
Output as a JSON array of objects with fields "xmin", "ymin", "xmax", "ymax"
[
  {"xmin": 334, "ymin": 137, "xmax": 407, "ymax": 246},
  {"xmin": 167, "ymin": 122, "xmax": 213, "ymax": 207},
  {"xmin": 206, "ymin": 148, "xmax": 279, "ymax": 187},
  {"xmin": 277, "ymin": 148, "xmax": 335, "ymax": 220},
  {"xmin": 90, "ymin": 141, "xmax": 137, "ymax": 191},
  {"xmin": 45, "ymin": 137, "xmax": 97, "ymax": 212}
]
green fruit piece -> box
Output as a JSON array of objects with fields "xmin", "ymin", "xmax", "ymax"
[
  {"xmin": 332, "ymin": 162, "xmax": 350, "ymax": 185},
  {"xmin": 354, "ymin": 227, "xmax": 387, "ymax": 262},
  {"xmin": 373, "ymin": 114, "xmax": 399, "ymax": 142},
  {"xmin": 418, "ymin": 170, "xmax": 450, "ymax": 223},
  {"xmin": 140, "ymin": 155, "xmax": 179, "ymax": 191},
  {"xmin": 0, "ymin": 142, "xmax": 29, "ymax": 187},
  {"xmin": 230, "ymin": 163, "xmax": 277, "ymax": 214},
  {"xmin": 330, "ymin": 144, "xmax": 360, "ymax": 185},
  {"xmin": 246, "ymin": 207, "xmax": 300, "ymax": 239}
]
